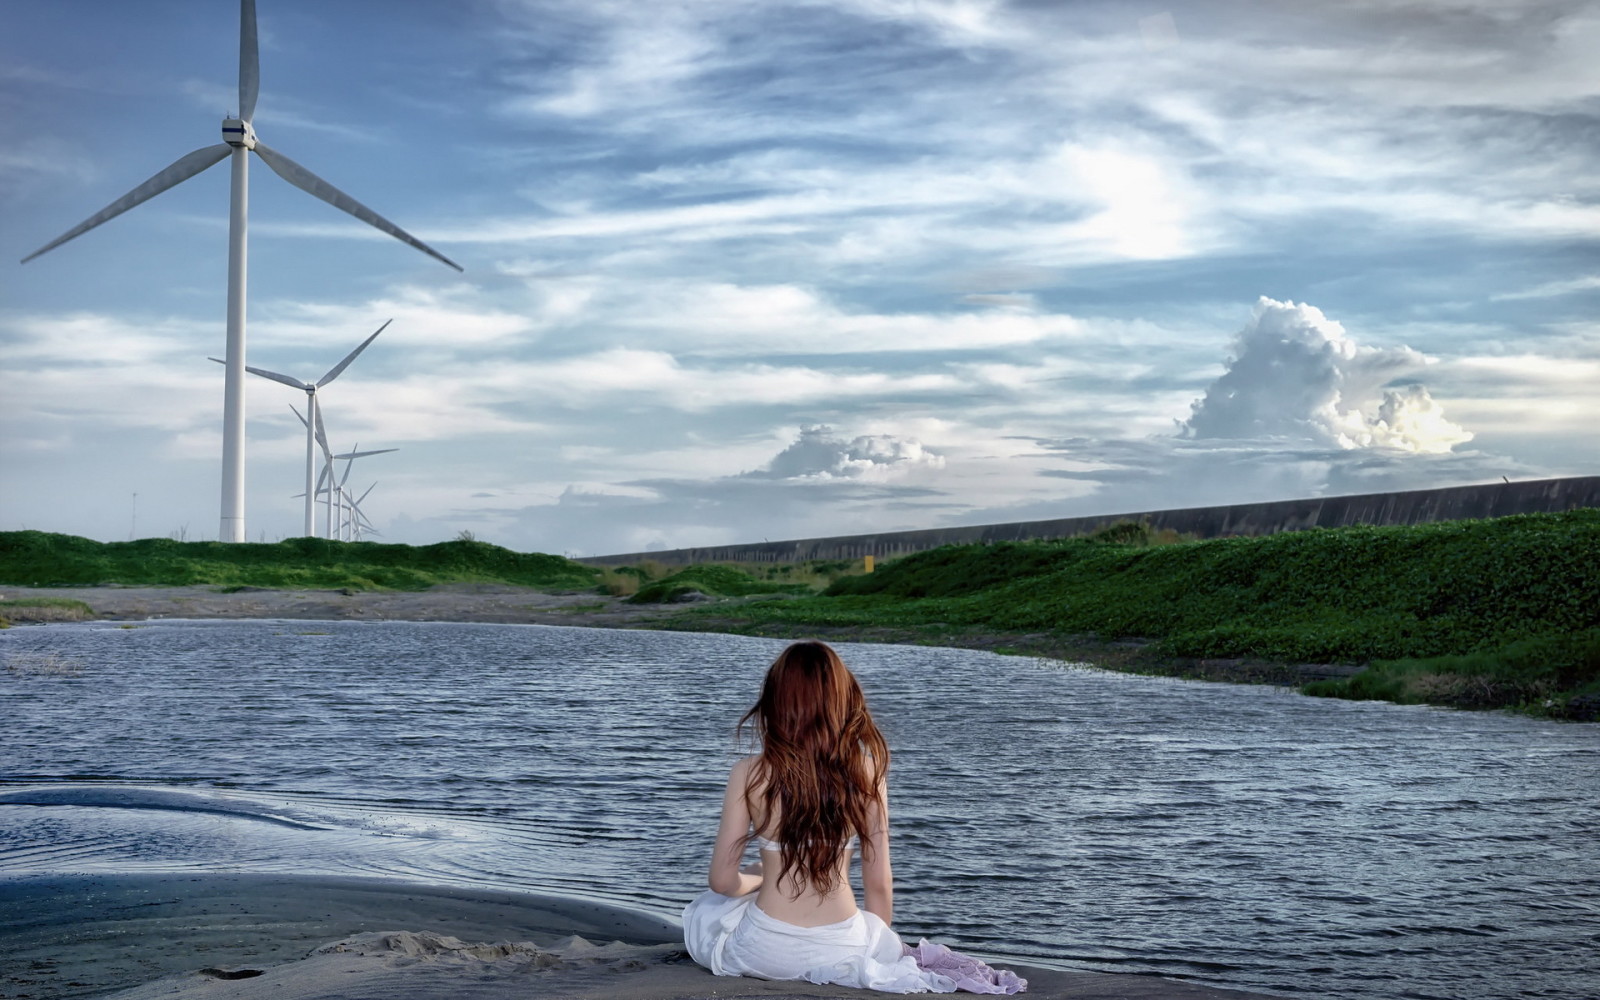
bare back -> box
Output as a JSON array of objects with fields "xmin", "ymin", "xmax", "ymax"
[{"xmin": 708, "ymin": 754, "xmax": 895, "ymax": 927}]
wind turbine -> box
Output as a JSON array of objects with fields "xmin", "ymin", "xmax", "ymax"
[
  {"xmin": 291, "ymin": 402, "xmax": 342, "ymax": 538},
  {"xmin": 210, "ymin": 319, "xmax": 391, "ymax": 536},
  {"xmin": 21, "ymin": 0, "xmax": 460, "ymax": 543},
  {"xmin": 330, "ymin": 444, "xmax": 398, "ymax": 538},
  {"xmin": 312, "ymin": 422, "xmax": 397, "ymax": 540},
  {"xmin": 346, "ymin": 483, "xmax": 381, "ymax": 541}
]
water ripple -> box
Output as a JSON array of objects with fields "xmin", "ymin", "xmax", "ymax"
[{"xmin": 2, "ymin": 619, "xmax": 1597, "ymax": 1000}]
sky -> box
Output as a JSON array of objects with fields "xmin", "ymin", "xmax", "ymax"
[{"xmin": 2, "ymin": 0, "xmax": 1596, "ymax": 556}]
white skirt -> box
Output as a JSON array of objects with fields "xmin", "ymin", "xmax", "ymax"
[{"xmin": 682, "ymin": 890, "xmax": 957, "ymax": 993}]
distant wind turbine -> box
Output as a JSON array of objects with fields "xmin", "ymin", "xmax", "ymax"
[
  {"xmin": 22, "ymin": 0, "xmax": 460, "ymax": 543},
  {"xmin": 291, "ymin": 408, "xmax": 397, "ymax": 541},
  {"xmin": 327, "ymin": 448, "xmax": 396, "ymax": 540},
  {"xmin": 210, "ymin": 319, "xmax": 391, "ymax": 537},
  {"xmin": 346, "ymin": 483, "xmax": 381, "ymax": 541}
]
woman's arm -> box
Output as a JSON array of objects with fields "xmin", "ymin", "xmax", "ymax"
[
  {"xmin": 861, "ymin": 777, "xmax": 893, "ymax": 925},
  {"xmin": 707, "ymin": 757, "xmax": 763, "ymax": 897}
]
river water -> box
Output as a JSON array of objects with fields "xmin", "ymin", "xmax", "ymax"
[{"xmin": 1, "ymin": 619, "xmax": 1595, "ymax": 1000}]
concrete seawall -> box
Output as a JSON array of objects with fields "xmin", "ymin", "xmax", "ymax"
[{"xmin": 585, "ymin": 475, "xmax": 1600, "ymax": 566}]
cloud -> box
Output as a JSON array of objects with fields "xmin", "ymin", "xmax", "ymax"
[
  {"xmin": 1490, "ymin": 275, "xmax": 1600, "ymax": 300},
  {"xmin": 257, "ymin": 286, "xmax": 534, "ymax": 350},
  {"xmin": 743, "ymin": 425, "xmax": 945, "ymax": 480},
  {"xmin": 1182, "ymin": 297, "xmax": 1473, "ymax": 454},
  {"xmin": 0, "ymin": 137, "xmax": 97, "ymax": 200}
]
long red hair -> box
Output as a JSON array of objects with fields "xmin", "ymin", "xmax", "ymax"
[{"xmin": 738, "ymin": 640, "xmax": 889, "ymax": 895}]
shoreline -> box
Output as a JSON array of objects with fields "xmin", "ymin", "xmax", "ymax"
[
  {"xmin": 0, "ymin": 872, "xmax": 1289, "ymax": 1000},
  {"xmin": 0, "ymin": 582, "xmax": 1362, "ymax": 688}
]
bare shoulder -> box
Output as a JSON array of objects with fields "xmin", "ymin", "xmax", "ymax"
[{"xmin": 728, "ymin": 754, "xmax": 761, "ymax": 787}]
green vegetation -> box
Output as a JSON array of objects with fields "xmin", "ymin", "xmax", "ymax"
[
  {"xmin": 6, "ymin": 513, "xmax": 1596, "ymax": 719},
  {"xmin": 685, "ymin": 511, "xmax": 1600, "ymax": 718},
  {"xmin": 0, "ymin": 597, "xmax": 96, "ymax": 611},
  {"xmin": 625, "ymin": 563, "xmax": 815, "ymax": 604},
  {"xmin": 0, "ymin": 596, "xmax": 96, "ymax": 627},
  {"xmin": 590, "ymin": 556, "xmax": 866, "ymax": 603},
  {"xmin": 0, "ymin": 531, "xmax": 599, "ymax": 592},
  {"xmin": 1304, "ymin": 629, "xmax": 1600, "ymax": 718}
]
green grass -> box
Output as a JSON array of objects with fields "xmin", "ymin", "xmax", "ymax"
[
  {"xmin": 0, "ymin": 531, "xmax": 600, "ymax": 592},
  {"xmin": 694, "ymin": 510, "xmax": 1600, "ymax": 716},
  {"xmin": 626, "ymin": 563, "xmax": 814, "ymax": 604},
  {"xmin": 0, "ymin": 597, "xmax": 97, "ymax": 610},
  {"xmin": 0, "ymin": 596, "xmax": 97, "ymax": 628},
  {"xmin": 1304, "ymin": 629, "xmax": 1600, "ymax": 718},
  {"xmin": 8, "ymin": 514, "xmax": 1596, "ymax": 718}
]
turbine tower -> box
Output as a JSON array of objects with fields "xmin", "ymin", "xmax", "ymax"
[
  {"xmin": 21, "ymin": 0, "xmax": 460, "ymax": 542},
  {"xmin": 210, "ymin": 319, "xmax": 391, "ymax": 536}
]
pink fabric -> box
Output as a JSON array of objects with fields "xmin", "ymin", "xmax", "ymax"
[{"xmin": 902, "ymin": 939, "xmax": 1028, "ymax": 994}]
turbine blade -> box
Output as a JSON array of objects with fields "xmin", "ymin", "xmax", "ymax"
[
  {"xmin": 314, "ymin": 465, "xmax": 329, "ymax": 492},
  {"xmin": 312, "ymin": 403, "xmax": 332, "ymax": 459},
  {"xmin": 290, "ymin": 404, "xmax": 309, "ymax": 429},
  {"xmin": 333, "ymin": 448, "xmax": 398, "ymax": 460},
  {"xmin": 356, "ymin": 483, "xmax": 376, "ymax": 505},
  {"xmin": 22, "ymin": 144, "xmax": 232, "ymax": 263},
  {"xmin": 317, "ymin": 318, "xmax": 392, "ymax": 387},
  {"xmin": 341, "ymin": 458, "xmax": 355, "ymax": 488},
  {"xmin": 252, "ymin": 142, "xmax": 463, "ymax": 272},
  {"xmin": 244, "ymin": 365, "xmax": 312, "ymax": 391},
  {"xmin": 239, "ymin": 0, "xmax": 259, "ymax": 121}
]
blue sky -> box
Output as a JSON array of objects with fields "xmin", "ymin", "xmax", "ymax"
[{"xmin": 3, "ymin": 0, "xmax": 1596, "ymax": 555}]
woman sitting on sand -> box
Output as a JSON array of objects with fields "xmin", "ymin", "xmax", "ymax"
[{"xmin": 682, "ymin": 640, "xmax": 1026, "ymax": 993}]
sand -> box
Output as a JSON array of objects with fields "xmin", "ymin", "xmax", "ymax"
[{"xmin": 0, "ymin": 874, "xmax": 1288, "ymax": 1000}]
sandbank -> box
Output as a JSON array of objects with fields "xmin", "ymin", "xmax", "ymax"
[{"xmin": 1, "ymin": 873, "xmax": 1288, "ymax": 1000}]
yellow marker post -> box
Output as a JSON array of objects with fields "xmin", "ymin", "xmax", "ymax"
[{"xmin": 864, "ymin": 555, "xmax": 875, "ymax": 574}]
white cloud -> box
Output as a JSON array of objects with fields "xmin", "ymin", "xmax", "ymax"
[
  {"xmin": 1055, "ymin": 145, "xmax": 1196, "ymax": 260},
  {"xmin": 0, "ymin": 137, "xmax": 97, "ymax": 197},
  {"xmin": 257, "ymin": 286, "xmax": 534, "ymax": 350},
  {"xmin": 1490, "ymin": 275, "xmax": 1600, "ymax": 300},
  {"xmin": 744, "ymin": 424, "xmax": 945, "ymax": 480},
  {"xmin": 833, "ymin": 0, "xmax": 1014, "ymax": 46},
  {"xmin": 599, "ymin": 281, "xmax": 1083, "ymax": 354},
  {"xmin": 1182, "ymin": 297, "xmax": 1472, "ymax": 454},
  {"xmin": 471, "ymin": 348, "xmax": 960, "ymax": 411}
]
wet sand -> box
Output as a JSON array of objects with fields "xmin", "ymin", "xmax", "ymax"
[{"xmin": 1, "ymin": 874, "xmax": 1288, "ymax": 1000}]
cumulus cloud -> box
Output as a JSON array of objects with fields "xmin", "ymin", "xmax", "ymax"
[
  {"xmin": 744, "ymin": 425, "xmax": 945, "ymax": 480},
  {"xmin": 1182, "ymin": 297, "xmax": 1472, "ymax": 454}
]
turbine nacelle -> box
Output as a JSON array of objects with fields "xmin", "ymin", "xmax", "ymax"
[{"xmin": 222, "ymin": 118, "xmax": 257, "ymax": 149}]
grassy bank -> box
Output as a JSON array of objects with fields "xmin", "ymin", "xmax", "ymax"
[
  {"xmin": 672, "ymin": 511, "xmax": 1600, "ymax": 719},
  {"xmin": 0, "ymin": 531, "xmax": 598, "ymax": 592},
  {"xmin": 6, "ymin": 513, "xmax": 1596, "ymax": 718},
  {"xmin": 0, "ymin": 597, "xmax": 96, "ymax": 628}
]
